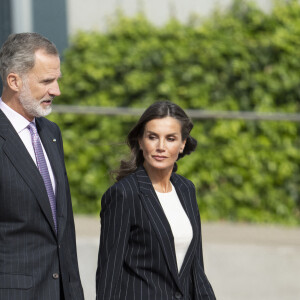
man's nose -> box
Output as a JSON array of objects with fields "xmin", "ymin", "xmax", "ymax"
[{"xmin": 49, "ymin": 81, "xmax": 61, "ymax": 97}]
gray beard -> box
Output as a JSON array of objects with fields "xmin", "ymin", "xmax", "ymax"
[{"xmin": 19, "ymin": 83, "xmax": 52, "ymax": 118}]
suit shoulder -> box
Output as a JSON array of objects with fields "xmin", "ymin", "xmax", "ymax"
[
  {"xmin": 37, "ymin": 117, "xmax": 60, "ymax": 132},
  {"xmin": 102, "ymin": 172, "xmax": 139, "ymax": 203},
  {"xmin": 101, "ymin": 173, "xmax": 138, "ymax": 211},
  {"xmin": 107, "ymin": 172, "xmax": 138, "ymax": 194},
  {"xmin": 173, "ymin": 172, "xmax": 195, "ymax": 189}
]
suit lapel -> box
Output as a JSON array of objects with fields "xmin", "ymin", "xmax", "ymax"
[
  {"xmin": 0, "ymin": 110, "xmax": 57, "ymax": 235},
  {"xmin": 36, "ymin": 118, "xmax": 68, "ymax": 239},
  {"xmin": 171, "ymin": 174, "xmax": 199, "ymax": 280},
  {"xmin": 135, "ymin": 167, "xmax": 183, "ymax": 292}
]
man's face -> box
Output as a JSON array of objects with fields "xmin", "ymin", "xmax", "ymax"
[{"xmin": 19, "ymin": 49, "xmax": 61, "ymax": 120}]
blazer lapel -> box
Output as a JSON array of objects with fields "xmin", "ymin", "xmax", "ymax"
[
  {"xmin": 36, "ymin": 118, "xmax": 68, "ymax": 239},
  {"xmin": 171, "ymin": 174, "xmax": 199, "ymax": 280},
  {"xmin": 0, "ymin": 111, "xmax": 57, "ymax": 235},
  {"xmin": 135, "ymin": 167, "xmax": 183, "ymax": 293}
]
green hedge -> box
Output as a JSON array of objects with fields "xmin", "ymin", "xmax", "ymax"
[{"xmin": 49, "ymin": 0, "xmax": 300, "ymax": 224}]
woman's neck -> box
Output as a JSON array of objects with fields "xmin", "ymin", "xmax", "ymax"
[{"xmin": 143, "ymin": 163, "xmax": 173, "ymax": 193}]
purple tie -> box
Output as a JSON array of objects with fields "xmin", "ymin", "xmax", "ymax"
[{"xmin": 28, "ymin": 122, "xmax": 57, "ymax": 232}]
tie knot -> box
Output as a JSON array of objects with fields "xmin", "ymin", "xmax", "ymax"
[{"xmin": 28, "ymin": 122, "xmax": 38, "ymax": 135}]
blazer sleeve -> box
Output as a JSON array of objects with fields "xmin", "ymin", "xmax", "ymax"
[
  {"xmin": 192, "ymin": 182, "xmax": 205, "ymax": 271},
  {"xmin": 190, "ymin": 182, "xmax": 216, "ymax": 300},
  {"xmin": 96, "ymin": 182, "xmax": 131, "ymax": 300},
  {"xmin": 57, "ymin": 126, "xmax": 84, "ymax": 300}
]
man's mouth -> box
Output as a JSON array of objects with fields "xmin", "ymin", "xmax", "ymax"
[{"xmin": 41, "ymin": 99, "xmax": 53, "ymax": 105}]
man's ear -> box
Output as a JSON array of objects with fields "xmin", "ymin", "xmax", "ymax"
[{"xmin": 6, "ymin": 73, "xmax": 23, "ymax": 92}]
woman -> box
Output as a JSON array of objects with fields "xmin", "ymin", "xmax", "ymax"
[{"xmin": 96, "ymin": 101, "xmax": 216, "ymax": 300}]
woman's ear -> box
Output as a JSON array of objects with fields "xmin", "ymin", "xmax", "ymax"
[
  {"xmin": 138, "ymin": 139, "xmax": 143, "ymax": 151},
  {"xmin": 180, "ymin": 139, "xmax": 187, "ymax": 153}
]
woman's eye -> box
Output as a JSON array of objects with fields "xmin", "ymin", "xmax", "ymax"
[
  {"xmin": 167, "ymin": 137, "xmax": 175, "ymax": 142},
  {"xmin": 149, "ymin": 135, "xmax": 156, "ymax": 140}
]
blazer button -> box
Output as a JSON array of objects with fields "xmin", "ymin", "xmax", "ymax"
[
  {"xmin": 52, "ymin": 273, "xmax": 59, "ymax": 279},
  {"xmin": 174, "ymin": 292, "xmax": 182, "ymax": 299}
]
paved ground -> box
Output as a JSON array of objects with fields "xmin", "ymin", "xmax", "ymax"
[{"xmin": 75, "ymin": 216, "xmax": 300, "ymax": 300}]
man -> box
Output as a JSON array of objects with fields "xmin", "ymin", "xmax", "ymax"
[{"xmin": 0, "ymin": 33, "xmax": 84, "ymax": 300}]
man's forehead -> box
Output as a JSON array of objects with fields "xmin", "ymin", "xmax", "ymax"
[{"xmin": 26, "ymin": 56, "xmax": 61, "ymax": 81}]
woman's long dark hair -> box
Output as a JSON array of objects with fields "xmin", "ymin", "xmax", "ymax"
[{"xmin": 115, "ymin": 101, "xmax": 197, "ymax": 181}]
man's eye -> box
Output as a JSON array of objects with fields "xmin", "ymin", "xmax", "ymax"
[{"xmin": 42, "ymin": 79, "xmax": 53, "ymax": 84}]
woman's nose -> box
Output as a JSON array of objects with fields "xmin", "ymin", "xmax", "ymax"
[{"xmin": 156, "ymin": 139, "xmax": 165, "ymax": 151}]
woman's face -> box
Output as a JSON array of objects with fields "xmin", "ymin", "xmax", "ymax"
[{"xmin": 139, "ymin": 117, "xmax": 186, "ymax": 174}]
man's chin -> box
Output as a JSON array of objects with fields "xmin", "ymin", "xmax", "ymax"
[
  {"xmin": 39, "ymin": 106, "xmax": 52, "ymax": 117},
  {"xmin": 30, "ymin": 106, "xmax": 52, "ymax": 118}
]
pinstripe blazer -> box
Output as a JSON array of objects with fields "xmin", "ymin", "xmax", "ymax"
[
  {"xmin": 0, "ymin": 109, "xmax": 84, "ymax": 300},
  {"xmin": 96, "ymin": 166, "xmax": 216, "ymax": 300}
]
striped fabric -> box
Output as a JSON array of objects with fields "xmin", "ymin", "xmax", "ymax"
[
  {"xmin": 96, "ymin": 166, "xmax": 216, "ymax": 300},
  {"xmin": 0, "ymin": 110, "xmax": 84, "ymax": 300}
]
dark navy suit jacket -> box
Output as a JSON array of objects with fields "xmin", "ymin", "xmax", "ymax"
[
  {"xmin": 96, "ymin": 166, "xmax": 216, "ymax": 300},
  {"xmin": 0, "ymin": 109, "xmax": 84, "ymax": 300}
]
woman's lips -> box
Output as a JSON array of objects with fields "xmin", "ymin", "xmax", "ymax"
[{"xmin": 152, "ymin": 155, "xmax": 167, "ymax": 161}]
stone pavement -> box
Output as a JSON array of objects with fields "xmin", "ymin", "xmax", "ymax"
[{"xmin": 74, "ymin": 216, "xmax": 300, "ymax": 300}]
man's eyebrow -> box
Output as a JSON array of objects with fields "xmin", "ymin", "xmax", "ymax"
[{"xmin": 40, "ymin": 73, "xmax": 62, "ymax": 83}]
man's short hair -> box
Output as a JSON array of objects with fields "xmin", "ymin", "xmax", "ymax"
[{"xmin": 0, "ymin": 32, "xmax": 59, "ymax": 86}]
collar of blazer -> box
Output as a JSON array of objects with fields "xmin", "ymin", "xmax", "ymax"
[
  {"xmin": 0, "ymin": 109, "xmax": 67, "ymax": 238},
  {"xmin": 135, "ymin": 166, "xmax": 199, "ymax": 289}
]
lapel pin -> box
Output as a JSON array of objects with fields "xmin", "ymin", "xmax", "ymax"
[{"xmin": 53, "ymin": 138, "xmax": 57, "ymax": 142}]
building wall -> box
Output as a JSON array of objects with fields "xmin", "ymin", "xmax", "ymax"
[
  {"xmin": 66, "ymin": 0, "xmax": 273, "ymax": 35},
  {"xmin": 0, "ymin": 0, "xmax": 13, "ymax": 53},
  {"xmin": 0, "ymin": 0, "xmax": 67, "ymax": 55},
  {"xmin": 0, "ymin": 0, "xmax": 12, "ymax": 91},
  {"xmin": 32, "ymin": 0, "xmax": 68, "ymax": 55}
]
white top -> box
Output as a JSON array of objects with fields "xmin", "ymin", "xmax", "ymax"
[
  {"xmin": 155, "ymin": 183, "xmax": 193, "ymax": 272},
  {"xmin": 0, "ymin": 98, "xmax": 56, "ymax": 194}
]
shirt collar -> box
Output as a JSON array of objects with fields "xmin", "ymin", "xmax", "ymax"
[{"xmin": 0, "ymin": 97, "xmax": 35, "ymax": 133}]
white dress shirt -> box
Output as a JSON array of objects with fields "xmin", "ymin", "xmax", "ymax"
[
  {"xmin": 0, "ymin": 98, "xmax": 56, "ymax": 194},
  {"xmin": 156, "ymin": 183, "xmax": 193, "ymax": 272}
]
